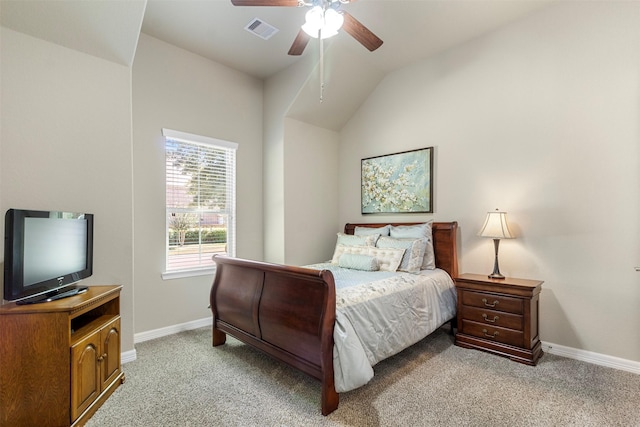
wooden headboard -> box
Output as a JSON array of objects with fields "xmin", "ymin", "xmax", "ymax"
[{"xmin": 344, "ymin": 222, "xmax": 459, "ymax": 279}]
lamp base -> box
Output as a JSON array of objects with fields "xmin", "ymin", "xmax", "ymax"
[{"xmin": 488, "ymin": 239, "xmax": 506, "ymax": 279}]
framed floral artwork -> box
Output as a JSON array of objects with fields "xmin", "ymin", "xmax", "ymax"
[{"xmin": 361, "ymin": 147, "xmax": 433, "ymax": 214}]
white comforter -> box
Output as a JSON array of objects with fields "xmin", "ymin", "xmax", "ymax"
[{"xmin": 307, "ymin": 264, "xmax": 457, "ymax": 393}]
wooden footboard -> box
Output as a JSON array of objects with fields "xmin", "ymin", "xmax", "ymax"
[{"xmin": 210, "ymin": 256, "xmax": 338, "ymax": 415}]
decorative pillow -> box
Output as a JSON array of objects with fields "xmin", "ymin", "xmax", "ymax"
[
  {"xmin": 366, "ymin": 247, "xmax": 405, "ymax": 272},
  {"xmin": 336, "ymin": 232, "xmax": 379, "ymax": 247},
  {"xmin": 376, "ymin": 236, "xmax": 426, "ymax": 273},
  {"xmin": 331, "ymin": 233, "xmax": 379, "ymax": 263},
  {"xmin": 331, "ymin": 244, "xmax": 370, "ymax": 264},
  {"xmin": 354, "ymin": 225, "xmax": 390, "ymax": 237},
  {"xmin": 338, "ymin": 253, "xmax": 379, "ymax": 271},
  {"xmin": 390, "ymin": 222, "xmax": 435, "ymax": 270}
]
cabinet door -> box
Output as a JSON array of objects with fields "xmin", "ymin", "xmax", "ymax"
[
  {"xmin": 100, "ymin": 317, "xmax": 121, "ymax": 390},
  {"xmin": 70, "ymin": 333, "xmax": 101, "ymax": 421}
]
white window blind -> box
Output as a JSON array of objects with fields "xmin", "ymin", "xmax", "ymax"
[{"xmin": 163, "ymin": 128, "xmax": 237, "ymax": 275}]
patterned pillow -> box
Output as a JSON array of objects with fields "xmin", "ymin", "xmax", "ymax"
[
  {"xmin": 331, "ymin": 233, "xmax": 379, "ymax": 263},
  {"xmin": 366, "ymin": 247, "xmax": 405, "ymax": 272},
  {"xmin": 354, "ymin": 225, "xmax": 390, "ymax": 237},
  {"xmin": 390, "ymin": 222, "xmax": 435, "ymax": 270},
  {"xmin": 337, "ymin": 232, "xmax": 379, "ymax": 245},
  {"xmin": 338, "ymin": 253, "xmax": 379, "ymax": 271},
  {"xmin": 376, "ymin": 236, "xmax": 426, "ymax": 273}
]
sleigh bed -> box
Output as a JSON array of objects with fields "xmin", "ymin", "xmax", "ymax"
[{"xmin": 210, "ymin": 221, "xmax": 459, "ymax": 415}]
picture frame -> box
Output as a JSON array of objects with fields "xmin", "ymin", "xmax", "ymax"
[{"xmin": 361, "ymin": 147, "xmax": 433, "ymax": 214}]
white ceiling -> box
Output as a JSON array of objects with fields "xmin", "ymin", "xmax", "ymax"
[
  {"xmin": 141, "ymin": 0, "xmax": 552, "ymax": 79},
  {"xmin": 1, "ymin": 0, "xmax": 552, "ymax": 78},
  {"xmin": 0, "ymin": 0, "xmax": 147, "ymax": 66},
  {"xmin": 1, "ymin": 0, "xmax": 552, "ymax": 129}
]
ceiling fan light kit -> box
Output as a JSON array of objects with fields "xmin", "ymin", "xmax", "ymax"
[{"xmin": 301, "ymin": 6, "xmax": 344, "ymax": 39}]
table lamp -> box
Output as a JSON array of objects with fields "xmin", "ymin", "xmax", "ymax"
[{"xmin": 478, "ymin": 209, "xmax": 514, "ymax": 279}]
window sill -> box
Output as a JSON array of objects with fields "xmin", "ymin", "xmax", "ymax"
[{"xmin": 161, "ymin": 267, "xmax": 216, "ymax": 281}]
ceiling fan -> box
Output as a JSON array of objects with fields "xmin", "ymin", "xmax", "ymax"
[{"xmin": 231, "ymin": 0, "xmax": 383, "ymax": 56}]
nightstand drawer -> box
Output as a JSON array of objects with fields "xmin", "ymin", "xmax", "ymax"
[
  {"xmin": 459, "ymin": 305, "xmax": 523, "ymax": 330},
  {"xmin": 461, "ymin": 290, "xmax": 523, "ymax": 314},
  {"xmin": 461, "ymin": 320, "xmax": 523, "ymax": 347}
]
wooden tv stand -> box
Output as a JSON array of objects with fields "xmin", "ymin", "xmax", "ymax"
[{"xmin": 0, "ymin": 285, "xmax": 124, "ymax": 427}]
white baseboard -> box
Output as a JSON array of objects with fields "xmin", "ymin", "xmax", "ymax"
[
  {"xmin": 121, "ymin": 349, "xmax": 137, "ymax": 364},
  {"xmin": 542, "ymin": 341, "xmax": 640, "ymax": 375},
  {"xmin": 120, "ymin": 317, "xmax": 213, "ymax": 364},
  {"xmin": 134, "ymin": 317, "xmax": 213, "ymax": 344}
]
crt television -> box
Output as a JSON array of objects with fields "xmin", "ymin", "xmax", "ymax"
[{"xmin": 3, "ymin": 208, "xmax": 94, "ymax": 304}]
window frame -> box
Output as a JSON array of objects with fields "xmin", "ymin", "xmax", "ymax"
[{"xmin": 161, "ymin": 128, "xmax": 237, "ymax": 280}]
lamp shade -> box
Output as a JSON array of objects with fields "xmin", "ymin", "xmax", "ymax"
[{"xmin": 478, "ymin": 209, "xmax": 514, "ymax": 239}]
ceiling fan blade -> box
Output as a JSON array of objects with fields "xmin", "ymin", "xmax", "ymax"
[
  {"xmin": 231, "ymin": 0, "xmax": 300, "ymax": 6},
  {"xmin": 342, "ymin": 11, "xmax": 383, "ymax": 52},
  {"xmin": 288, "ymin": 29, "xmax": 310, "ymax": 56}
]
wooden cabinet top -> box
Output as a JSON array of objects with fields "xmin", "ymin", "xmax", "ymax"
[
  {"xmin": 456, "ymin": 273, "xmax": 543, "ymax": 297},
  {"xmin": 0, "ymin": 285, "xmax": 122, "ymax": 315}
]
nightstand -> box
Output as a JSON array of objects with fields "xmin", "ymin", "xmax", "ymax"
[{"xmin": 454, "ymin": 273, "xmax": 543, "ymax": 365}]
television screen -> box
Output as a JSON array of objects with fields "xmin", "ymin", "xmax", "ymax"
[
  {"xmin": 23, "ymin": 217, "xmax": 88, "ymax": 286},
  {"xmin": 4, "ymin": 209, "xmax": 93, "ymax": 304}
]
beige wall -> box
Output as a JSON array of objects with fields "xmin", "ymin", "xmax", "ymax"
[
  {"xmin": 263, "ymin": 56, "xmax": 341, "ymax": 266},
  {"xmin": 283, "ymin": 118, "xmax": 339, "ymax": 265},
  {"xmin": 0, "ymin": 28, "xmax": 135, "ymax": 352},
  {"xmin": 339, "ymin": 2, "xmax": 640, "ymax": 362},
  {"xmin": 263, "ymin": 54, "xmax": 316, "ymax": 264},
  {"xmin": 132, "ymin": 34, "xmax": 263, "ymax": 334}
]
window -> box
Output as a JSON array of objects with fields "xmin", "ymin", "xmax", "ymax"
[{"xmin": 162, "ymin": 128, "xmax": 237, "ymax": 278}]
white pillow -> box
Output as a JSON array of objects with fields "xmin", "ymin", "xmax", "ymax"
[
  {"xmin": 366, "ymin": 247, "xmax": 405, "ymax": 272},
  {"xmin": 331, "ymin": 233, "xmax": 379, "ymax": 263},
  {"xmin": 376, "ymin": 236, "xmax": 426, "ymax": 273},
  {"xmin": 354, "ymin": 225, "xmax": 390, "ymax": 236},
  {"xmin": 390, "ymin": 222, "xmax": 435, "ymax": 270}
]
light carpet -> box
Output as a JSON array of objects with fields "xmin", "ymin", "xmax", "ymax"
[{"xmin": 86, "ymin": 326, "xmax": 639, "ymax": 426}]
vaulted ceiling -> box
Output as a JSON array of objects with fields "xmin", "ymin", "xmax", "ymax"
[
  {"xmin": 1, "ymin": 0, "xmax": 552, "ymax": 129},
  {"xmin": 140, "ymin": 0, "xmax": 551, "ymax": 79}
]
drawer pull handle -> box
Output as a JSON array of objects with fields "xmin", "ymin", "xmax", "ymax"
[
  {"xmin": 482, "ymin": 314, "xmax": 499, "ymax": 323},
  {"xmin": 482, "ymin": 329, "xmax": 499, "ymax": 339},
  {"xmin": 482, "ymin": 298, "xmax": 499, "ymax": 308}
]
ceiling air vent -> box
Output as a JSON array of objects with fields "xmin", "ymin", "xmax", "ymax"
[{"xmin": 244, "ymin": 18, "xmax": 279, "ymax": 40}]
